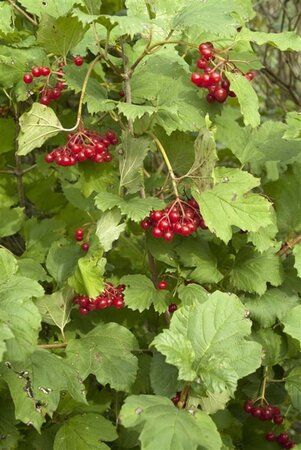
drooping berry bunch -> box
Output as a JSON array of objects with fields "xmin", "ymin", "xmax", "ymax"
[
  {"xmin": 74, "ymin": 227, "xmax": 89, "ymax": 252},
  {"xmin": 244, "ymin": 401, "xmax": 296, "ymax": 449},
  {"xmin": 73, "ymin": 283, "xmax": 125, "ymax": 315},
  {"xmin": 141, "ymin": 198, "xmax": 206, "ymax": 241},
  {"xmin": 171, "ymin": 392, "xmax": 181, "ymax": 406},
  {"xmin": 191, "ymin": 41, "xmax": 255, "ymax": 104},
  {"xmin": 265, "ymin": 432, "xmax": 295, "ymax": 449},
  {"xmin": 44, "ymin": 129, "xmax": 118, "ymax": 166},
  {"xmin": 23, "ymin": 55, "xmax": 84, "ymax": 105}
]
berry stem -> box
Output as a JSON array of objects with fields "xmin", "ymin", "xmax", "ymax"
[
  {"xmin": 149, "ymin": 132, "xmax": 180, "ymax": 199},
  {"xmin": 38, "ymin": 342, "xmax": 67, "ymax": 349},
  {"xmin": 121, "ymin": 41, "xmax": 134, "ymax": 134},
  {"xmin": 76, "ymin": 54, "xmax": 102, "ymax": 125}
]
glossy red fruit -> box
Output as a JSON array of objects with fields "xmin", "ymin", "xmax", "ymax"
[
  {"xmin": 283, "ymin": 441, "xmax": 295, "ymax": 449},
  {"xmin": 150, "ymin": 210, "xmax": 164, "ymax": 221},
  {"xmin": 277, "ymin": 433, "xmax": 289, "ymax": 445},
  {"xmin": 198, "ymin": 42, "xmax": 213, "ymax": 53},
  {"xmin": 214, "ymin": 88, "xmax": 228, "ymax": 102},
  {"xmin": 265, "ymin": 432, "xmax": 275, "ymax": 442},
  {"xmin": 104, "ymin": 153, "xmax": 113, "ymax": 162},
  {"xmin": 75, "ymin": 228, "xmax": 84, "ymax": 241},
  {"xmin": 39, "ymin": 96, "xmax": 51, "ymax": 105},
  {"xmin": 113, "ymin": 297, "xmax": 124, "ymax": 309},
  {"xmin": 81, "ymin": 243, "xmax": 89, "ymax": 252},
  {"xmin": 23, "ymin": 73, "xmax": 33, "ymax": 84},
  {"xmin": 158, "ymin": 219, "xmax": 170, "ymax": 231},
  {"xmin": 260, "ymin": 408, "xmax": 274, "ymax": 421},
  {"xmin": 79, "ymin": 307, "xmax": 89, "ymax": 315},
  {"xmin": 52, "ymin": 88, "xmax": 61, "ymax": 99},
  {"xmin": 191, "ymin": 72, "xmax": 203, "ymax": 87},
  {"xmin": 251, "ymin": 406, "xmax": 262, "ymax": 418},
  {"xmin": 245, "ymin": 71, "xmax": 255, "ymax": 81},
  {"xmin": 206, "ymin": 93, "xmax": 216, "ymax": 103},
  {"xmin": 97, "ymin": 298, "xmax": 108, "ymax": 309},
  {"xmin": 73, "ymin": 55, "xmax": 84, "ymax": 66},
  {"xmin": 197, "ymin": 58, "xmax": 208, "ymax": 69},
  {"xmin": 200, "ymin": 47, "xmax": 214, "ymax": 60},
  {"xmin": 272, "ymin": 406, "xmax": 281, "ymax": 416},
  {"xmin": 55, "ymin": 81, "xmax": 65, "ymax": 90},
  {"xmin": 152, "ymin": 227, "xmax": 163, "ymax": 238},
  {"xmin": 158, "ymin": 280, "xmax": 168, "ymax": 290},
  {"xmin": 243, "ymin": 400, "xmax": 253, "ymax": 413},
  {"xmin": 168, "ymin": 303, "xmax": 177, "ymax": 313},
  {"xmin": 209, "ymin": 71, "xmax": 221, "ymax": 84},
  {"xmin": 273, "ymin": 414, "xmax": 284, "ymax": 425},
  {"xmin": 221, "ymin": 79, "xmax": 230, "ymax": 90},
  {"xmin": 40, "ymin": 67, "xmax": 51, "ymax": 76},
  {"xmin": 163, "ymin": 231, "xmax": 174, "ymax": 241},
  {"xmin": 32, "ymin": 67, "xmax": 42, "ymax": 77},
  {"xmin": 44, "ymin": 153, "xmax": 54, "ymax": 163}
]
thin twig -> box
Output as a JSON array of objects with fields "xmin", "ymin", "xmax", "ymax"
[
  {"xmin": 277, "ymin": 235, "xmax": 301, "ymax": 256},
  {"xmin": 121, "ymin": 42, "xmax": 134, "ymax": 134},
  {"xmin": 7, "ymin": 0, "xmax": 37, "ymax": 26},
  {"xmin": 38, "ymin": 343, "xmax": 67, "ymax": 349}
]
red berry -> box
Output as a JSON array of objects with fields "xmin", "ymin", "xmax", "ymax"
[
  {"xmin": 74, "ymin": 55, "xmax": 84, "ymax": 66},
  {"xmin": 157, "ymin": 280, "xmax": 168, "ymax": 290},
  {"xmin": 214, "ymin": 88, "xmax": 228, "ymax": 103},
  {"xmin": 40, "ymin": 67, "xmax": 51, "ymax": 76},
  {"xmin": 168, "ymin": 303, "xmax": 177, "ymax": 313},
  {"xmin": 209, "ymin": 71, "xmax": 221, "ymax": 84},
  {"xmin": 113, "ymin": 297, "xmax": 124, "ymax": 309},
  {"xmin": 79, "ymin": 307, "xmax": 89, "ymax": 315},
  {"xmin": 32, "ymin": 67, "xmax": 42, "ymax": 77},
  {"xmin": 158, "ymin": 219, "xmax": 170, "ymax": 231},
  {"xmin": 55, "ymin": 81, "xmax": 65, "ymax": 90},
  {"xmin": 163, "ymin": 231, "xmax": 174, "ymax": 241},
  {"xmin": 260, "ymin": 407, "xmax": 274, "ymax": 421},
  {"xmin": 52, "ymin": 88, "xmax": 62, "ymax": 99},
  {"xmin": 141, "ymin": 219, "xmax": 151, "ymax": 230},
  {"xmin": 206, "ymin": 93, "xmax": 216, "ymax": 103},
  {"xmin": 265, "ymin": 432, "xmax": 275, "ymax": 442},
  {"xmin": 273, "ymin": 414, "xmax": 284, "ymax": 425},
  {"xmin": 197, "ymin": 58, "xmax": 208, "ymax": 69},
  {"xmin": 191, "ymin": 73, "xmax": 203, "ymax": 87},
  {"xmin": 200, "ymin": 48, "xmax": 214, "ymax": 60},
  {"xmin": 39, "ymin": 96, "xmax": 51, "ymax": 105},
  {"xmin": 221, "ymin": 79, "xmax": 230, "ymax": 90},
  {"xmin": 245, "ymin": 71, "xmax": 255, "ymax": 81},
  {"xmin": 283, "ymin": 441, "xmax": 295, "ymax": 449},
  {"xmin": 243, "ymin": 400, "xmax": 253, "ymax": 413},
  {"xmin": 251, "ymin": 406, "xmax": 262, "ymax": 418},
  {"xmin": 272, "ymin": 406, "xmax": 281, "ymax": 416},
  {"xmin": 44, "ymin": 153, "xmax": 54, "ymax": 163},
  {"xmin": 23, "ymin": 73, "xmax": 33, "ymax": 84},
  {"xmin": 81, "ymin": 243, "xmax": 89, "ymax": 252},
  {"xmin": 198, "ymin": 42, "xmax": 213, "ymax": 53},
  {"xmin": 277, "ymin": 433, "xmax": 290, "ymax": 445},
  {"xmin": 103, "ymin": 153, "xmax": 113, "ymax": 162},
  {"xmin": 75, "ymin": 227, "xmax": 84, "ymax": 241},
  {"xmin": 150, "ymin": 210, "xmax": 164, "ymax": 221},
  {"xmin": 97, "ymin": 297, "xmax": 108, "ymax": 309},
  {"xmin": 152, "ymin": 227, "xmax": 163, "ymax": 238}
]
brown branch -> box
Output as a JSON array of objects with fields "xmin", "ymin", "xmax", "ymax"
[
  {"xmin": 277, "ymin": 235, "xmax": 301, "ymax": 257},
  {"xmin": 7, "ymin": 0, "xmax": 37, "ymax": 26},
  {"xmin": 38, "ymin": 343, "xmax": 67, "ymax": 349}
]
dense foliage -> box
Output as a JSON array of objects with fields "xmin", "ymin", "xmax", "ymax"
[{"xmin": 0, "ymin": 0, "xmax": 301, "ymax": 449}]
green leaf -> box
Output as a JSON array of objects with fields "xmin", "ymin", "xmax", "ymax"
[
  {"xmin": 95, "ymin": 209, "xmax": 126, "ymax": 252},
  {"xmin": 66, "ymin": 323, "xmax": 138, "ymax": 392},
  {"xmin": 0, "ymin": 248, "xmax": 18, "ymax": 284},
  {"xmin": 18, "ymin": 0, "xmax": 77, "ymax": 18},
  {"xmin": 176, "ymin": 238, "xmax": 223, "ymax": 284},
  {"xmin": 0, "ymin": 207, "xmax": 24, "ymax": 238},
  {"xmin": 120, "ymin": 274, "xmax": 169, "ymax": 313},
  {"xmin": 68, "ymin": 249, "xmax": 105, "ymax": 297},
  {"xmin": 244, "ymin": 288, "xmax": 300, "ymax": 328},
  {"xmin": 53, "ymin": 413, "xmax": 117, "ymax": 450},
  {"xmin": 119, "ymin": 132, "xmax": 150, "ymax": 194},
  {"xmin": 293, "ymin": 243, "xmax": 301, "ymax": 278},
  {"xmin": 284, "ymin": 112, "xmax": 301, "ymax": 140},
  {"xmin": 173, "ymin": 0, "xmax": 244, "ymax": 37},
  {"xmin": 95, "ymin": 192, "xmax": 164, "ymax": 222},
  {"xmin": 153, "ymin": 291, "xmax": 262, "ymax": 395},
  {"xmin": 282, "ymin": 305, "xmax": 301, "ymax": 343},
  {"xmin": 0, "ymin": 350, "xmax": 87, "ymax": 431},
  {"xmin": 0, "ymin": 118, "xmax": 15, "ymax": 154},
  {"xmin": 37, "ymin": 15, "xmax": 86, "ymax": 56},
  {"xmin": 226, "ymin": 72, "xmax": 260, "ymax": 128},
  {"xmin": 247, "ymin": 210, "xmax": 279, "ymax": 253},
  {"xmin": 230, "ymin": 247, "xmax": 283, "ymax": 295},
  {"xmin": 46, "ymin": 240, "xmax": 82, "ymax": 286},
  {"xmin": 118, "ymin": 103, "xmax": 157, "ymax": 121},
  {"xmin": 120, "ymin": 395, "xmax": 222, "ymax": 450},
  {"xmin": 18, "ymin": 258, "xmax": 49, "ymax": 282},
  {"xmin": 0, "ymin": 3, "xmax": 14, "ymax": 34},
  {"xmin": 35, "ymin": 287, "xmax": 74, "ymax": 336},
  {"xmin": 252, "ymin": 328, "xmax": 286, "ymax": 366},
  {"xmin": 150, "ymin": 353, "xmax": 178, "ymax": 397},
  {"xmin": 237, "ymin": 28, "xmax": 301, "ymax": 51},
  {"xmin": 17, "ymin": 103, "xmax": 63, "ymax": 156},
  {"xmin": 286, "ymin": 367, "xmax": 301, "ymax": 412},
  {"xmin": 265, "ymin": 165, "xmax": 301, "ymax": 236},
  {"xmin": 177, "ymin": 284, "xmax": 209, "ymax": 306},
  {"xmin": 194, "ymin": 167, "xmax": 273, "ymax": 244}
]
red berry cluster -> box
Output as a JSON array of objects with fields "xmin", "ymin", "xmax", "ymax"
[
  {"xmin": 73, "ymin": 283, "xmax": 125, "ymax": 315},
  {"xmin": 244, "ymin": 401, "xmax": 296, "ymax": 449},
  {"xmin": 44, "ymin": 129, "xmax": 118, "ymax": 166},
  {"xmin": 191, "ymin": 41, "xmax": 255, "ymax": 104},
  {"xmin": 265, "ymin": 432, "xmax": 295, "ymax": 449},
  {"xmin": 141, "ymin": 198, "xmax": 206, "ymax": 241},
  {"xmin": 74, "ymin": 227, "xmax": 89, "ymax": 252},
  {"xmin": 23, "ymin": 56, "xmax": 84, "ymax": 105}
]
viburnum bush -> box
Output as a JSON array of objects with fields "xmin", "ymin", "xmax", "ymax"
[{"xmin": 0, "ymin": 1, "xmax": 301, "ymax": 449}]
